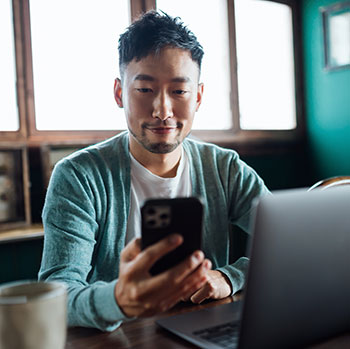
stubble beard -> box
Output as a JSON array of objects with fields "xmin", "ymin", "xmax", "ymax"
[{"xmin": 128, "ymin": 125, "xmax": 187, "ymax": 154}]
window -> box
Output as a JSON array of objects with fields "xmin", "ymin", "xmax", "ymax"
[
  {"xmin": 156, "ymin": 0, "xmax": 232, "ymax": 130},
  {"xmin": 1, "ymin": 0, "xmax": 302, "ymax": 144},
  {"xmin": 0, "ymin": 0, "xmax": 19, "ymax": 131},
  {"xmin": 157, "ymin": 0, "xmax": 297, "ymax": 132},
  {"xmin": 235, "ymin": 0, "xmax": 296, "ymax": 130},
  {"xmin": 29, "ymin": 0, "xmax": 130, "ymax": 131}
]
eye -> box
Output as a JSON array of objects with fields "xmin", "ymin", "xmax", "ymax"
[
  {"xmin": 173, "ymin": 90, "xmax": 187, "ymax": 95},
  {"xmin": 137, "ymin": 88, "xmax": 153, "ymax": 93}
]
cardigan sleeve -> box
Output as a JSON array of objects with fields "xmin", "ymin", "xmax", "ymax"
[
  {"xmin": 228, "ymin": 155, "xmax": 270, "ymax": 233},
  {"xmin": 38, "ymin": 159, "xmax": 128, "ymax": 331},
  {"xmin": 217, "ymin": 154, "xmax": 270, "ymax": 294}
]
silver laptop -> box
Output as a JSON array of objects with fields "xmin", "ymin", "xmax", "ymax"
[{"xmin": 157, "ymin": 187, "xmax": 350, "ymax": 348}]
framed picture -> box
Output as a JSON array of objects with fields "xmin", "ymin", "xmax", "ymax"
[
  {"xmin": 321, "ymin": 1, "xmax": 350, "ymax": 71},
  {"xmin": 0, "ymin": 145, "xmax": 31, "ymax": 232}
]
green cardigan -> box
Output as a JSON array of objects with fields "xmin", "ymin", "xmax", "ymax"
[{"xmin": 39, "ymin": 131, "xmax": 268, "ymax": 331}]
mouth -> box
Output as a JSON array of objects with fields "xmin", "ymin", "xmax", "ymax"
[{"xmin": 146, "ymin": 126, "xmax": 177, "ymax": 135}]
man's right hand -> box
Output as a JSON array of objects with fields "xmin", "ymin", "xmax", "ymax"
[{"xmin": 114, "ymin": 234, "xmax": 212, "ymax": 318}]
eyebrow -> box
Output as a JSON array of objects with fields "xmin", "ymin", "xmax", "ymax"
[
  {"xmin": 134, "ymin": 74, "xmax": 191, "ymax": 83},
  {"xmin": 172, "ymin": 77, "xmax": 191, "ymax": 83},
  {"xmin": 134, "ymin": 74, "xmax": 154, "ymax": 82}
]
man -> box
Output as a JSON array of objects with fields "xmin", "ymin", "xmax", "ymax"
[{"xmin": 39, "ymin": 11, "xmax": 269, "ymax": 331}]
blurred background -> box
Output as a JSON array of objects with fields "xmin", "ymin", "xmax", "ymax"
[{"xmin": 0, "ymin": 0, "xmax": 349, "ymax": 283}]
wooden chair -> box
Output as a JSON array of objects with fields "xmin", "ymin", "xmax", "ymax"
[{"xmin": 308, "ymin": 176, "xmax": 350, "ymax": 191}]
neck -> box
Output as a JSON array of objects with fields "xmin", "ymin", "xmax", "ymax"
[{"xmin": 130, "ymin": 141, "xmax": 182, "ymax": 178}]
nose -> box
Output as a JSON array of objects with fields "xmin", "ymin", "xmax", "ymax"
[{"xmin": 152, "ymin": 91, "xmax": 174, "ymax": 120}]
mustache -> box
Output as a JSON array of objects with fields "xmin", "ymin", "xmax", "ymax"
[{"xmin": 142, "ymin": 120, "xmax": 181, "ymax": 128}]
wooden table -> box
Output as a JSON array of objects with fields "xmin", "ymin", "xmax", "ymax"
[{"xmin": 66, "ymin": 296, "xmax": 350, "ymax": 349}]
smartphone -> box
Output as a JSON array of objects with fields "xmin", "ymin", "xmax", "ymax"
[{"xmin": 141, "ymin": 197, "xmax": 203, "ymax": 275}]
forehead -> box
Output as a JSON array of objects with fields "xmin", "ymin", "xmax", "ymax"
[{"xmin": 122, "ymin": 47, "xmax": 200, "ymax": 83}]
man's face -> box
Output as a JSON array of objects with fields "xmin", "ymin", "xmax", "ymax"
[{"xmin": 114, "ymin": 47, "xmax": 203, "ymax": 155}]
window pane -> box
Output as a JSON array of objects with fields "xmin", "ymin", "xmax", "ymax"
[
  {"xmin": 156, "ymin": 0, "xmax": 232, "ymax": 130},
  {"xmin": 235, "ymin": 0, "xmax": 297, "ymax": 130},
  {"xmin": 29, "ymin": 0, "xmax": 130, "ymax": 131},
  {"xmin": 0, "ymin": 0, "xmax": 19, "ymax": 131}
]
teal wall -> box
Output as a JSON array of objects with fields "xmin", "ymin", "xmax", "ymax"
[{"xmin": 302, "ymin": 0, "xmax": 350, "ymax": 181}]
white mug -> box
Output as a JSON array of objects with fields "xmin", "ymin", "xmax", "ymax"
[{"xmin": 0, "ymin": 280, "xmax": 67, "ymax": 349}]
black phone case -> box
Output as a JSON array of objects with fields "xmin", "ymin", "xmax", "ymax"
[{"xmin": 141, "ymin": 197, "xmax": 203, "ymax": 275}]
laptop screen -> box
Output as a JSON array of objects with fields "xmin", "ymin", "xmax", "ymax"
[{"xmin": 239, "ymin": 187, "xmax": 350, "ymax": 348}]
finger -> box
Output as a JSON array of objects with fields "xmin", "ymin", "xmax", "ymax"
[
  {"xmin": 134, "ymin": 234, "xmax": 183, "ymax": 273},
  {"xmin": 168, "ymin": 251, "xmax": 212, "ymax": 284},
  {"xmin": 152, "ymin": 258, "xmax": 212, "ymax": 308},
  {"xmin": 121, "ymin": 237, "xmax": 142, "ymax": 262},
  {"xmin": 189, "ymin": 264, "xmax": 217, "ymax": 304},
  {"xmin": 145, "ymin": 250, "xmax": 204, "ymax": 291},
  {"xmin": 158, "ymin": 275, "xmax": 208, "ymax": 312},
  {"xmin": 179, "ymin": 259, "xmax": 212, "ymax": 301},
  {"xmin": 158, "ymin": 262, "xmax": 211, "ymax": 311},
  {"xmin": 190, "ymin": 285, "xmax": 211, "ymax": 304}
]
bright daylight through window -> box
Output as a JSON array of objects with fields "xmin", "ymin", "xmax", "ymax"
[
  {"xmin": 157, "ymin": 0, "xmax": 232, "ymax": 130},
  {"xmin": 29, "ymin": 0, "xmax": 129, "ymax": 130},
  {"xmin": 0, "ymin": 0, "xmax": 19, "ymax": 132},
  {"xmin": 235, "ymin": 0, "xmax": 297, "ymax": 130},
  {"xmin": 28, "ymin": 0, "xmax": 297, "ymax": 132}
]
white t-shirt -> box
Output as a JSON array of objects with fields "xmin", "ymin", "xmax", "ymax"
[{"xmin": 125, "ymin": 148, "xmax": 192, "ymax": 244}]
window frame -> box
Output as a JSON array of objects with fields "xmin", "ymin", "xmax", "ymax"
[
  {"xmin": 1, "ymin": 0, "xmax": 305, "ymax": 149},
  {"xmin": 187, "ymin": 0, "xmax": 305, "ymax": 148}
]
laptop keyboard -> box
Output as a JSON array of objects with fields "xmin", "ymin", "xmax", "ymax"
[{"xmin": 193, "ymin": 321, "xmax": 240, "ymax": 348}]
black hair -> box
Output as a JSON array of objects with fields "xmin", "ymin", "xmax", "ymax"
[{"xmin": 118, "ymin": 11, "xmax": 204, "ymax": 76}]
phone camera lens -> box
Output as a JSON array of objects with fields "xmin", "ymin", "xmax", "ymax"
[
  {"xmin": 147, "ymin": 219, "xmax": 156, "ymax": 227},
  {"xmin": 147, "ymin": 207, "xmax": 156, "ymax": 216}
]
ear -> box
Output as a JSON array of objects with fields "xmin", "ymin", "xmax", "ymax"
[
  {"xmin": 114, "ymin": 78, "xmax": 123, "ymax": 108},
  {"xmin": 196, "ymin": 83, "xmax": 204, "ymax": 112}
]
